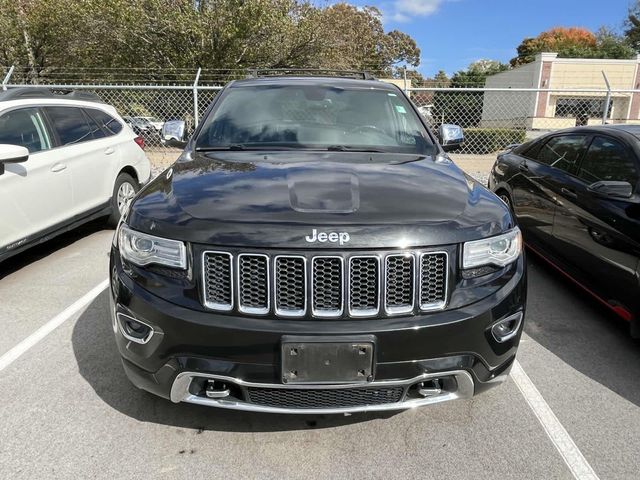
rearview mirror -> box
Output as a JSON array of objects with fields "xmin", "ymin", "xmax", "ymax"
[
  {"xmin": 587, "ymin": 180, "xmax": 633, "ymax": 199},
  {"xmin": 438, "ymin": 124, "xmax": 464, "ymax": 152},
  {"xmin": 0, "ymin": 144, "xmax": 29, "ymax": 175},
  {"xmin": 161, "ymin": 120, "xmax": 187, "ymax": 149}
]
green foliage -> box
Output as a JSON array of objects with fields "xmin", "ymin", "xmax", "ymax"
[
  {"xmin": 459, "ymin": 128, "xmax": 526, "ymax": 155},
  {"xmin": 0, "ymin": 0, "xmax": 421, "ymax": 82},
  {"xmin": 511, "ymin": 26, "xmax": 634, "ymax": 66},
  {"xmin": 595, "ymin": 27, "xmax": 636, "ymax": 58},
  {"xmin": 626, "ymin": 1, "xmax": 640, "ymax": 52}
]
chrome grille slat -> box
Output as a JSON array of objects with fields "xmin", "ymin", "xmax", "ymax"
[
  {"xmin": 202, "ymin": 249, "xmax": 449, "ymax": 317},
  {"xmin": 419, "ymin": 252, "xmax": 448, "ymax": 311},
  {"xmin": 311, "ymin": 256, "xmax": 344, "ymax": 317},
  {"xmin": 348, "ymin": 256, "xmax": 380, "ymax": 317},
  {"xmin": 384, "ymin": 254, "xmax": 415, "ymax": 314},
  {"xmin": 237, "ymin": 254, "xmax": 269, "ymax": 314},
  {"xmin": 202, "ymin": 251, "xmax": 233, "ymax": 311},
  {"xmin": 274, "ymin": 255, "xmax": 307, "ymax": 316}
]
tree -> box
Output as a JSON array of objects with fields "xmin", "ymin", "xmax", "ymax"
[
  {"xmin": 511, "ymin": 26, "xmax": 634, "ymax": 66},
  {"xmin": 511, "ymin": 27, "xmax": 596, "ymax": 66},
  {"xmin": 432, "ymin": 60, "xmax": 509, "ymax": 128},
  {"xmin": 430, "ymin": 70, "xmax": 450, "ymax": 87},
  {"xmin": 626, "ymin": 1, "xmax": 640, "ymax": 51},
  {"xmin": 595, "ymin": 27, "xmax": 636, "ymax": 59},
  {"xmin": 0, "ymin": 0, "xmax": 422, "ymax": 83}
]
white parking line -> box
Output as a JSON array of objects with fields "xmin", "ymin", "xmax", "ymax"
[
  {"xmin": 0, "ymin": 279, "xmax": 109, "ymax": 373},
  {"xmin": 512, "ymin": 360, "xmax": 600, "ymax": 480}
]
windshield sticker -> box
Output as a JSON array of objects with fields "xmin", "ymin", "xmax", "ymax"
[{"xmin": 395, "ymin": 105, "xmax": 407, "ymax": 114}]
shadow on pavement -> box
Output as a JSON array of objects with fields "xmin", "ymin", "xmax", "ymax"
[
  {"xmin": 71, "ymin": 291, "xmax": 398, "ymax": 432},
  {"xmin": 524, "ymin": 254, "xmax": 640, "ymax": 407},
  {"xmin": 0, "ymin": 218, "xmax": 110, "ymax": 280}
]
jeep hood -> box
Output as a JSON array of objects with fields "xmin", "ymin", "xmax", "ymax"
[{"xmin": 127, "ymin": 151, "xmax": 512, "ymax": 248}]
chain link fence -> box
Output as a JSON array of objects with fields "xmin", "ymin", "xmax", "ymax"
[
  {"xmin": 409, "ymin": 86, "xmax": 635, "ymax": 154},
  {"xmin": 3, "ymin": 66, "xmax": 637, "ymax": 162}
]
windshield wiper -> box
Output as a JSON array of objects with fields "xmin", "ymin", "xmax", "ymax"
[
  {"xmin": 326, "ymin": 145, "xmax": 386, "ymax": 153},
  {"xmin": 196, "ymin": 144, "xmax": 304, "ymax": 152},
  {"xmin": 196, "ymin": 144, "xmax": 248, "ymax": 151}
]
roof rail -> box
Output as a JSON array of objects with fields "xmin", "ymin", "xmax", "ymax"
[
  {"xmin": 245, "ymin": 68, "xmax": 377, "ymax": 81},
  {"xmin": 0, "ymin": 87, "xmax": 56, "ymax": 101},
  {"xmin": 59, "ymin": 90, "xmax": 104, "ymax": 103},
  {"xmin": 0, "ymin": 87, "xmax": 104, "ymax": 103}
]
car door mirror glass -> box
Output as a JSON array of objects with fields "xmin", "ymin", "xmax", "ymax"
[
  {"xmin": 162, "ymin": 120, "xmax": 187, "ymax": 148},
  {"xmin": 587, "ymin": 180, "xmax": 633, "ymax": 199},
  {"xmin": 438, "ymin": 124, "xmax": 464, "ymax": 152}
]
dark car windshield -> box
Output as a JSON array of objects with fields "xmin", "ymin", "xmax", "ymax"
[{"xmin": 195, "ymin": 84, "xmax": 434, "ymax": 155}]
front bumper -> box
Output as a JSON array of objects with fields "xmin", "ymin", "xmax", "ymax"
[{"xmin": 110, "ymin": 252, "xmax": 526, "ymax": 414}]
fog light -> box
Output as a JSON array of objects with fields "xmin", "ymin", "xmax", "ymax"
[
  {"xmin": 491, "ymin": 312, "xmax": 523, "ymax": 343},
  {"xmin": 116, "ymin": 312, "xmax": 154, "ymax": 344}
]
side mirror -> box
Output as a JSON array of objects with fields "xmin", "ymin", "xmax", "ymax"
[
  {"xmin": 587, "ymin": 180, "xmax": 633, "ymax": 199},
  {"xmin": 438, "ymin": 124, "xmax": 464, "ymax": 152},
  {"xmin": 161, "ymin": 120, "xmax": 187, "ymax": 149},
  {"xmin": 0, "ymin": 144, "xmax": 29, "ymax": 175}
]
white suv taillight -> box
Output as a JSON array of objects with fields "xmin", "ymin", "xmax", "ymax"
[{"xmin": 134, "ymin": 136, "xmax": 145, "ymax": 150}]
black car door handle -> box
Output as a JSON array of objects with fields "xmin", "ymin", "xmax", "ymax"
[
  {"xmin": 561, "ymin": 187, "xmax": 578, "ymax": 199},
  {"xmin": 518, "ymin": 163, "xmax": 529, "ymax": 172}
]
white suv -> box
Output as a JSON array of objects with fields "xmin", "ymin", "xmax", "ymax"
[{"xmin": 0, "ymin": 88, "xmax": 151, "ymax": 262}]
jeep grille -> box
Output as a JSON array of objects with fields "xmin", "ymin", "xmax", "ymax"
[{"xmin": 202, "ymin": 250, "xmax": 448, "ymax": 318}]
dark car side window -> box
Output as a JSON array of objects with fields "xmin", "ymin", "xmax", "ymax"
[
  {"xmin": 535, "ymin": 135, "xmax": 588, "ymax": 175},
  {"xmin": 0, "ymin": 108, "xmax": 52, "ymax": 153},
  {"xmin": 85, "ymin": 108, "xmax": 123, "ymax": 136},
  {"xmin": 44, "ymin": 106, "xmax": 96, "ymax": 146},
  {"xmin": 520, "ymin": 139, "xmax": 544, "ymax": 159},
  {"xmin": 578, "ymin": 136, "xmax": 639, "ymax": 186}
]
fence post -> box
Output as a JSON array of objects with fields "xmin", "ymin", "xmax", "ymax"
[
  {"xmin": 193, "ymin": 67, "xmax": 202, "ymax": 127},
  {"xmin": 403, "ymin": 68, "xmax": 408, "ymax": 94},
  {"xmin": 2, "ymin": 65, "xmax": 15, "ymax": 91},
  {"xmin": 601, "ymin": 70, "xmax": 612, "ymax": 125}
]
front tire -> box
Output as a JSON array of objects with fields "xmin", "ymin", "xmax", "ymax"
[
  {"xmin": 496, "ymin": 189, "xmax": 513, "ymax": 212},
  {"xmin": 107, "ymin": 173, "xmax": 139, "ymax": 227}
]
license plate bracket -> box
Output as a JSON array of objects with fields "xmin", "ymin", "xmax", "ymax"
[{"xmin": 281, "ymin": 336, "xmax": 375, "ymax": 384}]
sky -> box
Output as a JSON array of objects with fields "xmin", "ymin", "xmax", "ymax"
[{"xmin": 345, "ymin": 0, "xmax": 634, "ymax": 76}]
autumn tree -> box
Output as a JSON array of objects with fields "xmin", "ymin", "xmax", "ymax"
[{"xmin": 511, "ymin": 26, "xmax": 634, "ymax": 66}]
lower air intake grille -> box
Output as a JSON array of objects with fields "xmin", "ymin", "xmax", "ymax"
[{"xmin": 247, "ymin": 386, "xmax": 404, "ymax": 409}]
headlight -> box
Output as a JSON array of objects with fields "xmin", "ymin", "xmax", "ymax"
[
  {"xmin": 118, "ymin": 225, "xmax": 187, "ymax": 269},
  {"xmin": 463, "ymin": 227, "xmax": 522, "ymax": 269}
]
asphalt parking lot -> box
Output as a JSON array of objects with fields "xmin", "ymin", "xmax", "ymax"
[{"xmin": 1, "ymin": 218, "xmax": 639, "ymax": 479}]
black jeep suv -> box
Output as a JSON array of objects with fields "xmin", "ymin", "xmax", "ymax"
[{"xmin": 109, "ymin": 76, "xmax": 526, "ymax": 414}]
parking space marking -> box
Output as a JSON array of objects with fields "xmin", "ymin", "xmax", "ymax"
[
  {"xmin": 512, "ymin": 360, "xmax": 600, "ymax": 480},
  {"xmin": 0, "ymin": 279, "xmax": 108, "ymax": 373}
]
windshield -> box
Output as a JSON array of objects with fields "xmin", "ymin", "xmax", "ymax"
[{"xmin": 195, "ymin": 84, "xmax": 434, "ymax": 154}]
